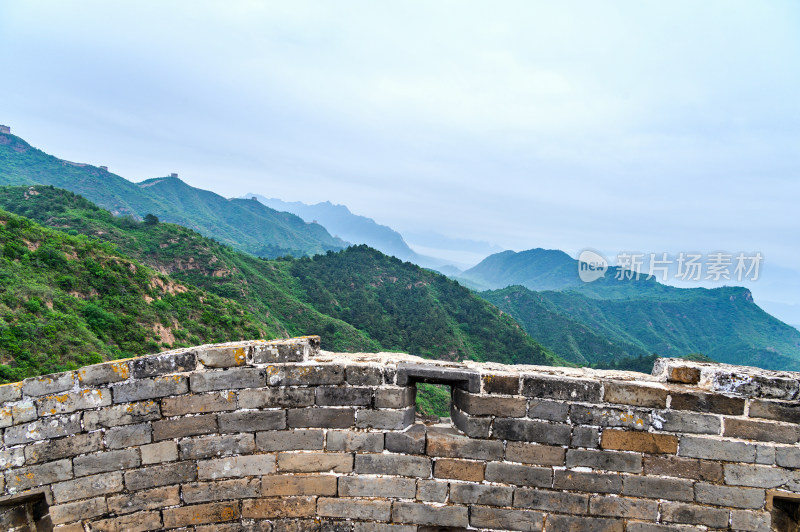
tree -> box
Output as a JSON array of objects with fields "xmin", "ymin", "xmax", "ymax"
[{"xmin": 143, "ymin": 214, "xmax": 159, "ymax": 226}]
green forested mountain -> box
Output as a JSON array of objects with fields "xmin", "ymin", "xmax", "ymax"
[
  {"xmin": 0, "ymin": 132, "xmax": 346, "ymax": 257},
  {"xmin": 484, "ymin": 284, "xmax": 800, "ymax": 371},
  {"xmin": 0, "ymin": 186, "xmax": 562, "ymax": 382}
]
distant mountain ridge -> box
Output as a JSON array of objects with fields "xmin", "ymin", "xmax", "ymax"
[{"xmin": 0, "ymin": 131, "xmax": 345, "ymax": 257}]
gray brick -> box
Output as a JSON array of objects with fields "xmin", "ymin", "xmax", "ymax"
[
  {"xmin": 196, "ymin": 344, "xmax": 249, "ymax": 368},
  {"xmin": 514, "ymin": 488, "xmax": 588, "ymax": 514},
  {"xmin": 396, "ymin": 363, "xmax": 479, "ymax": 392},
  {"xmin": 670, "ymin": 391, "xmax": 745, "ymax": 415},
  {"xmin": 679, "ymin": 435, "xmax": 756, "ymax": 462},
  {"xmin": 254, "ymin": 336, "xmax": 319, "ymax": 363},
  {"xmin": 570, "ymin": 404, "xmax": 651, "ymax": 430},
  {"xmin": 522, "ymin": 375, "xmax": 601, "ymax": 401},
  {"xmin": 24, "ymin": 431, "xmax": 103, "ymax": 464},
  {"xmin": 160, "ymin": 391, "xmax": 237, "ymax": 416},
  {"xmin": 316, "ymin": 386, "xmax": 372, "ymax": 406},
  {"xmin": 84, "ymin": 400, "xmax": 161, "ymax": 429},
  {"xmin": 452, "ymin": 387, "xmax": 526, "ymax": 417},
  {"xmin": 356, "ymin": 407, "xmax": 414, "ymax": 429},
  {"xmin": 450, "ymin": 483, "xmax": 513, "ymax": 505},
  {"xmin": 4, "ymin": 458, "xmax": 72, "ymax": 491},
  {"xmin": 219, "ymin": 410, "xmax": 286, "ymax": 432},
  {"xmin": 528, "ymin": 399, "xmax": 569, "ymax": 421},
  {"xmin": 375, "ymin": 387, "xmax": 415, "ymax": 408},
  {"xmin": 0, "ymin": 382, "xmax": 22, "ymax": 402},
  {"xmin": 622, "ymin": 475, "xmax": 694, "ymax": 501},
  {"xmin": 545, "ymin": 515, "xmax": 623, "ymax": 532},
  {"xmin": 450, "ymin": 404, "xmax": 491, "ymax": 437},
  {"xmin": 345, "ymin": 365, "xmax": 383, "ymax": 385},
  {"xmin": 554, "ymin": 470, "xmax": 622, "ymax": 494},
  {"xmin": 385, "ymin": 424, "xmax": 426, "ymax": 454},
  {"xmin": 77, "ymin": 360, "xmax": 132, "ymax": 386},
  {"xmin": 266, "ymin": 364, "xmax": 345, "ymax": 386},
  {"xmin": 11, "ymin": 400, "xmax": 36, "ymax": 424},
  {"xmin": 724, "ymin": 463, "xmax": 797, "ymax": 488},
  {"xmin": 355, "ymin": 453, "xmax": 430, "ymax": 477},
  {"xmin": 493, "ymin": 418, "xmax": 572, "ymax": 445},
  {"xmin": 190, "ymin": 367, "xmax": 266, "ymax": 391},
  {"xmin": 132, "ymin": 351, "xmax": 196, "ymax": 378},
  {"xmin": 730, "ymin": 509, "xmax": 771, "ymax": 532},
  {"xmin": 277, "ymin": 452, "xmax": 351, "ymax": 474},
  {"xmin": 288, "ymin": 407, "xmax": 355, "ymax": 428},
  {"xmin": 327, "ymin": 430, "xmax": 383, "ymax": 452},
  {"xmin": 391, "ymin": 502, "xmax": 469, "ymax": 528},
  {"xmin": 777, "ymin": 446, "xmax": 800, "ymax": 468},
  {"xmin": 88, "ymin": 510, "xmax": 163, "ymax": 532},
  {"xmin": 106, "ymin": 422, "xmax": 152, "ymax": 449},
  {"xmin": 339, "ymin": 476, "xmax": 416, "ymax": 498},
  {"xmin": 112, "ymin": 375, "xmax": 188, "ymax": 402},
  {"xmin": 262, "ymin": 474, "xmax": 338, "ymax": 496},
  {"xmin": 4, "ymin": 413, "xmax": 81, "ymax": 445},
  {"xmin": 427, "ymin": 428, "xmax": 504, "ymax": 460},
  {"xmin": 566, "ymin": 449, "xmax": 642, "ymax": 473},
  {"xmin": 36, "ymin": 388, "xmax": 110, "ymax": 416},
  {"xmin": 470, "ymin": 507, "xmax": 544, "ymax": 531},
  {"xmin": 183, "ymin": 478, "xmax": 260, "ymax": 503},
  {"xmin": 199, "ymin": 454, "xmax": 277, "ymax": 479},
  {"xmin": 749, "ymin": 398, "xmax": 800, "ymax": 424},
  {"xmin": 485, "ymin": 462, "xmax": 552, "ymax": 487},
  {"xmin": 74, "ymin": 449, "xmax": 139, "ymax": 476},
  {"xmin": 0, "ymin": 448, "xmax": 25, "ymax": 470},
  {"xmin": 179, "ymin": 433, "xmax": 255, "ymax": 459},
  {"xmin": 604, "ymin": 381, "xmax": 668, "ymax": 408},
  {"xmin": 124, "ymin": 461, "xmax": 196, "ymax": 490},
  {"xmin": 695, "ymin": 482, "xmax": 765, "ymax": 509},
  {"xmin": 52, "ymin": 471, "xmax": 123, "ymax": 503},
  {"xmin": 257, "ymin": 429, "xmax": 325, "ymax": 451},
  {"xmin": 724, "ymin": 418, "xmax": 800, "ymax": 444},
  {"xmin": 661, "ymin": 502, "xmax": 730, "ymax": 528},
  {"xmin": 140, "ymin": 441, "xmax": 178, "ymax": 464},
  {"xmin": 416, "ymin": 479, "xmax": 448, "ymax": 502},
  {"xmin": 22, "ymin": 371, "xmax": 75, "ymax": 397},
  {"xmin": 653, "ymin": 410, "xmax": 721, "ymax": 434},
  {"xmin": 483, "ymin": 373, "xmax": 520, "ymax": 394},
  {"xmin": 152, "ymin": 413, "xmax": 218, "ymax": 440},
  {"xmin": 50, "ymin": 496, "xmax": 107, "ymax": 525},
  {"xmin": 589, "ymin": 495, "xmax": 659, "ymax": 520},
  {"xmin": 572, "ymin": 426, "xmax": 600, "ymax": 448},
  {"xmin": 239, "ymin": 387, "xmax": 315, "ymax": 408},
  {"xmin": 318, "ymin": 497, "xmax": 391, "ymax": 521},
  {"xmin": 107, "ymin": 485, "xmax": 180, "ymax": 515}
]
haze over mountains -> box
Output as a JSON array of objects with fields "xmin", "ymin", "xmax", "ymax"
[{"xmin": 1, "ymin": 128, "xmax": 799, "ymax": 378}]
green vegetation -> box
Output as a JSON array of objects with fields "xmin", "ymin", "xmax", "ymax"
[{"xmin": 415, "ymin": 383, "xmax": 451, "ymax": 418}]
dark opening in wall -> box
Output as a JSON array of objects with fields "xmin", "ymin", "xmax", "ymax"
[
  {"xmin": 770, "ymin": 491, "xmax": 800, "ymax": 532},
  {"xmin": 0, "ymin": 491, "xmax": 51, "ymax": 532}
]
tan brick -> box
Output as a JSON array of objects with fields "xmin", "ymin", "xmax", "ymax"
[
  {"xmin": 427, "ymin": 428, "xmax": 503, "ymax": 460},
  {"xmin": 434, "ymin": 458, "xmax": 484, "ymax": 482},
  {"xmin": 161, "ymin": 391, "xmax": 237, "ymax": 416},
  {"xmin": 603, "ymin": 381, "xmax": 668, "ymax": 408},
  {"xmin": 668, "ymin": 366, "xmax": 701, "ymax": 384},
  {"xmin": 262, "ymin": 475, "xmax": 337, "ymax": 496},
  {"xmin": 601, "ymin": 429, "xmax": 678, "ymax": 454},
  {"xmin": 108, "ymin": 486, "xmax": 180, "ymax": 515},
  {"xmin": 724, "ymin": 418, "xmax": 800, "ymax": 444},
  {"xmin": 49, "ymin": 496, "xmax": 107, "ymax": 525},
  {"xmin": 162, "ymin": 501, "xmax": 240, "ymax": 528},
  {"xmin": 644, "ymin": 455, "xmax": 723, "ymax": 482},
  {"xmin": 241, "ymin": 496, "xmax": 316, "ymax": 518},
  {"xmin": 140, "ymin": 441, "xmax": 178, "ymax": 464},
  {"xmin": 318, "ymin": 497, "xmax": 392, "ymax": 521},
  {"xmin": 182, "ymin": 478, "xmax": 260, "ymax": 503},
  {"xmin": 505, "ymin": 441, "xmax": 565, "ymax": 466},
  {"xmin": 52, "ymin": 471, "xmax": 123, "ymax": 503},
  {"xmin": 87, "ymin": 511, "xmax": 162, "ymax": 532},
  {"xmin": 277, "ymin": 452, "xmax": 352, "ymax": 473}
]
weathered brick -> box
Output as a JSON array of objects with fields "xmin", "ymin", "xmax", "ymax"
[
  {"xmin": 355, "ymin": 453, "xmax": 430, "ymax": 477},
  {"xmin": 724, "ymin": 463, "xmax": 796, "ymax": 488},
  {"xmin": 450, "ymin": 405, "xmax": 491, "ymax": 437},
  {"xmin": 679, "ymin": 435, "xmax": 756, "ymax": 462},
  {"xmin": 266, "ymin": 364, "xmax": 345, "ymax": 386},
  {"xmin": 485, "ymin": 462, "xmax": 552, "ymax": 487},
  {"xmin": 434, "ymin": 458, "xmax": 484, "ymax": 481},
  {"xmin": 554, "ymin": 470, "xmax": 622, "ymax": 494},
  {"xmin": 450, "ymin": 483, "xmax": 513, "ymax": 506},
  {"xmin": 644, "ymin": 455, "xmax": 723, "ymax": 482},
  {"xmin": 241, "ymin": 496, "xmax": 316, "ymax": 518},
  {"xmin": 4, "ymin": 413, "xmax": 81, "ymax": 445},
  {"xmin": 545, "ymin": 515, "xmax": 623, "ymax": 532},
  {"xmin": 107, "ymin": 485, "xmax": 180, "ymax": 514},
  {"xmin": 163, "ymin": 501, "xmax": 240, "ymax": 528},
  {"xmin": 106, "ymin": 422, "xmax": 152, "ymax": 449},
  {"xmin": 77, "ymin": 360, "xmax": 131, "ymax": 386},
  {"xmin": 4, "ymin": 458, "xmax": 72, "ymax": 491},
  {"xmin": 124, "ymin": 461, "xmax": 196, "ymax": 490},
  {"xmin": 730, "ymin": 509, "xmax": 771, "ymax": 532},
  {"xmin": 24, "ymin": 431, "xmax": 103, "ymax": 464},
  {"xmin": 416, "ymin": 479, "xmax": 448, "ymax": 502},
  {"xmin": 514, "ymin": 488, "xmax": 588, "ymax": 514},
  {"xmin": 190, "ymin": 367, "xmax": 266, "ymax": 391},
  {"xmin": 132, "ymin": 351, "xmax": 196, "ymax": 378},
  {"xmin": 179, "ymin": 433, "xmax": 255, "ymax": 459},
  {"xmin": 666, "ymin": 365, "xmax": 701, "ymax": 384},
  {"xmin": 0, "ymin": 405, "xmax": 12, "ymax": 428},
  {"xmin": 601, "ymin": 429, "xmax": 678, "ymax": 454},
  {"xmin": 724, "ymin": 418, "xmax": 800, "ymax": 443},
  {"xmin": 396, "ymin": 363, "xmax": 480, "ymax": 392},
  {"xmin": 653, "ymin": 410, "xmax": 721, "ymax": 435},
  {"xmin": 152, "ymin": 413, "xmax": 218, "ymax": 440},
  {"xmin": 84, "ymin": 400, "xmax": 161, "ymax": 429},
  {"xmin": 493, "ymin": 418, "xmax": 572, "ymax": 445},
  {"xmin": 11, "ymin": 400, "xmax": 36, "ymax": 424},
  {"xmin": 452, "ymin": 387, "xmax": 526, "ymax": 417},
  {"xmin": 257, "ymin": 336, "xmax": 319, "ymax": 363},
  {"xmin": 572, "ymin": 426, "xmax": 600, "ymax": 448},
  {"xmin": 318, "ymin": 497, "xmax": 392, "ymax": 521},
  {"xmin": 278, "ymin": 451, "xmax": 353, "ymax": 473},
  {"xmin": 777, "ymin": 446, "xmax": 800, "ymax": 468},
  {"xmin": 0, "ymin": 382, "xmax": 22, "ymax": 402},
  {"xmin": 695, "ymin": 482, "xmax": 765, "ymax": 509},
  {"xmin": 49, "ymin": 497, "xmax": 107, "ymax": 525},
  {"xmin": 749, "ymin": 398, "xmax": 800, "ymax": 424},
  {"xmin": 670, "ymin": 391, "xmax": 745, "ymax": 415},
  {"xmin": 257, "ymin": 429, "xmax": 325, "ymax": 451},
  {"xmin": 74, "ymin": 449, "xmax": 139, "ymax": 476},
  {"xmin": 219, "ymin": 410, "xmax": 286, "ymax": 432},
  {"xmin": 22, "ymin": 371, "xmax": 75, "ymax": 397},
  {"xmin": 87, "ymin": 511, "xmax": 162, "ymax": 532},
  {"xmin": 566, "ymin": 449, "xmax": 642, "ymax": 473},
  {"xmin": 198, "ymin": 454, "xmax": 277, "ymax": 479},
  {"xmin": 604, "ymin": 381, "xmax": 668, "ymax": 408},
  {"xmin": 112, "ymin": 375, "xmax": 188, "ymax": 403},
  {"xmin": 161, "ymin": 391, "xmax": 237, "ymax": 416},
  {"xmin": 392, "ymin": 502, "xmax": 469, "ymax": 528},
  {"xmin": 239, "ymin": 387, "xmax": 315, "ymax": 408},
  {"xmin": 37, "ymin": 388, "xmax": 110, "ymax": 416},
  {"xmin": 386, "ymin": 423, "xmax": 426, "ymax": 454},
  {"xmin": 661, "ymin": 502, "xmax": 730, "ymax": 528},
  {"xmin": 528, "ymin": 399, "xmax": 569, "ymax": 421},
  {"xmin": 345, "ymin": 365, "xmax": 383, "ymax": 385},
  {"xmin": 522, "ymin": 375, "xmax": 602, "ymax": 401},
  {"xmin": 0, "ymin": 447, "xmax": 25, "ymax": 470},
  {"xmin": 288, "ymin": 408, "xmax": 355, "ymax": 428},
  {"xmin": 589, "ymin": 494, "xmax": 659, "ymax": 520},
  {"xmin": 52, "ymin": 471, "xmax": 123, "ymax": 503},
  {"xmin": 140, "ymin": 440, "xmax": 178, "ymax": 464},
  {"xmin": 327, "ymin": 430, "xmax": 383, "ymax": 452},
  {"xmin": 626, "ymin": 524, "xmax": 703, "ymax": 532},
  {"xmin": 470, "ymin": 507, "xmax": 543, "ymax": 531},
  {"xmin": 356, "ymin": 407, "xmax": 415, "ymax": 429},
  {"xmin": 197, "ymin": 345, "xmax": 249, "ymax": 367},
  {"xmin": 316, "ymin": 386, "xmax": 372, "ymax": 406},
  {"xmin": 570, "ymin": 405, "xmax": 651, "ymax": 430},
  {"xmin": 622, "ymin": 475, "xmax": 694, "ymax": 501},
  {"xmin": 503, "ymin": 442, "xmax": 564, "ymax": 466},
  {"xmin": 182, "ymin": 478, "xmax": 260, "ymax": 503},
  {"xmin": 263, "ymin": 475, "xmax": 338, "ymax": 496},
  {"xmin": 374, "ymin": 387, "xmax": 415, "ymax": 409},
  {"xmin": 427, "ymin": 427, "xmax": 503, "ymax": 460},
  {"xmin": 483, "ymin": 373, "xmax": 520, "ymax": 394}
]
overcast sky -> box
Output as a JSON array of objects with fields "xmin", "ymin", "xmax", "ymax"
[{"xmin": 1, "ymin": 1, "xmax": 799, "ymax": 313}]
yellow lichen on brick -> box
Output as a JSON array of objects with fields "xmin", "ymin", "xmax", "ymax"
[
  {"xmin": 234, "ymin": 348, "xmax": 247, "ymax": 365},
  {"xmin": 111, "ymin": 362, "xmax": 130, "ymax": 379}
]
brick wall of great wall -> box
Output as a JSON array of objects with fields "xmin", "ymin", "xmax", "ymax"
[{"xmin": 0, "ymin": 336, "xmax": 799, "ymax": 531}]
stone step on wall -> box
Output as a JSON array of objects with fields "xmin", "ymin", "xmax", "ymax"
[{"xmin": 0, "ymin": 336, "xmax": 796, "ymax": 531}]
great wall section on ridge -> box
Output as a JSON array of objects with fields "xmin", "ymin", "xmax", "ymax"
[{"xmin": 0, "ymin": 336, "xmax": 798, "ymax": 531}]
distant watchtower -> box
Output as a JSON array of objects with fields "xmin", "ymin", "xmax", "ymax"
[
  {"xmin": 0, "ymin": 125, "xmax": 10, "ymax": 134},
  {"xmin": 170, "ymin": 173, "xmax": 178, "ymax": 178}
]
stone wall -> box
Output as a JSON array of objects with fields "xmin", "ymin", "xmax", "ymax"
[{"xmin": 0, "ymin": 336, "xmax": 798, "ymax": 531}]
